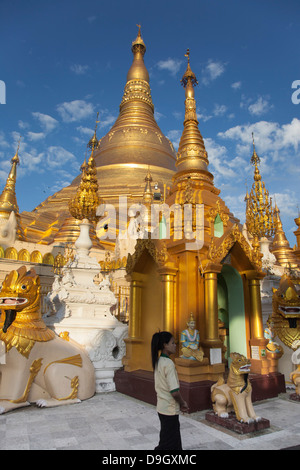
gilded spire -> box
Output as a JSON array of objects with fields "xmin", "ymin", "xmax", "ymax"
[
  {"xmin": 0, "ymin": 139, "xmax": 25, "ymax": 240},
  {"xmin": 245, "ymin": 134, "xmax": 276, "ymax": 243},
  {"xmin": 142, "ymin": 167, "xmax": 153, "ymax": 205},
  {"xmin": 87, "ymin": 111, "xmax": 100, "ymax": 151},
  {"xmin": 174, "ymin": 49, "xmax": 213, "ymax": 185},
  {"xmin": 93, "ymin": 26, "xmax": 176, "ymax": 173},
  {"xmin": 125, "ymin": 24, "xmax": 150, "ymax": 84},
  {"xmin": 0, "ymin": 140, "xmax": 20, "ymax": 218},
  {"xmin": 293, "ymin": 208, "xmax": 300, "ymax": 260},
  {"xmin": 69, "ymin": 117, "xmax": 101, "ymax": 222},
  {"xmin": 271, "ymin": 204, "xmax": 299, "ymax": 268}
]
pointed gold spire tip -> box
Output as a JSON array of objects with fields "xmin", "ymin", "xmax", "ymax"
[{"xmin": 181, "ymin": 48, "xmax": 198, "ymax": 88}]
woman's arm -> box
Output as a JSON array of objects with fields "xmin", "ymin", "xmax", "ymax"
[{"xmin": 171, "ymin": 390, "xmax": 189, "ymax": 412}]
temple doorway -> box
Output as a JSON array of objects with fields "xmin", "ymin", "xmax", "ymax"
[{"xmin": 217, "ymin": 264, "xmax": 247, "ymax": 366}]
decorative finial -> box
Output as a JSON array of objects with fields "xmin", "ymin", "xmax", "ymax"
[
  {"xmin": 185, "ymin": 48, "xmax": 190, "ymax": 64},
  {"xmin": 131, "ymin": 24, "xmax": 146, "ymax": 52},
  {"xmin": 250, "ymin": 132, "xmax": 260, "ymax": 166},
  {"xmin": 181, "ymin": 48, "xmax": 198, "ymax": 88},
  {"xmin": 88, "ymin": 112, "xmax": 100, "ymax": 151},
  {"xmin": 12, "ymin": 136, "xmax": 21, "ymax": 164}
]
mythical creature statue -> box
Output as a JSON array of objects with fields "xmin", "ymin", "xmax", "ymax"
[
  {"xmin": 211, "ymin": 352, "xmax": 261, "ymax": 424},
  {"xmin": 0, "ymin": 266, "xmax": 95, "ymax": 414},
  {"xmin": 270, "ymin": 274, "xmax": 300, "ymax": 350},
  {"xmin": 290, "ymin": 340, "xmax": 300, "ymax": 397}
]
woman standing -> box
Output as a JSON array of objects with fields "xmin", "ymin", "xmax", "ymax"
[{"xmin": 151, "ymin": 331, "xmax": 189, "ymax": 450}]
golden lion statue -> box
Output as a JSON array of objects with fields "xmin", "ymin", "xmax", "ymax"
[
  {"xmin": 270, "ymin": 274, "xmax": 300, "ymax": 350},
  {"xmin": 211, "ymin": 352, "xmax": 261, "ymax": 423},
  {"xmin": 0, "ymin": 266, "xmax": 95, "ymax": 414}
]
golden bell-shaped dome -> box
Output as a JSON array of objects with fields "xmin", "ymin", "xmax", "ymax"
[
  {"xmin": 81, "ymin": 25, "xmax": 176, "ymax": 201},
  {"xmin": 20, "ymin": 28, "xmax": 177, "ymax": 246}
]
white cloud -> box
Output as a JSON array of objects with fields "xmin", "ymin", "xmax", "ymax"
[
  {"xmin": 166, "ymin": 130, "xmax": 181, "ymax": 150},
  {"xmin": 154, "ymin": 110, "xmax": 165, "ymax": 121},
  {"xmin": 76, "ymin": 126, "xmax": 94, "ymax": 136},
  {"xmin": 197, "ymin": 111, "xmax": 212, "ymax": 122},
  {"xmin": 231, "ymin": 81, "xmax": 242, "ymax": 90},
  {"xmin": 248, "ymin": 96, "xmax": 272, "ymax": 116},
  {"xmin": 218, "ymin": 118, "xmax": 300, "ymax": 155},
  {"xmin": 19, "ymin": 149, "xmax": 45, "ymax": 173},
  {"xmin": 0, "ymin": 169, "xmax": 9, "ymax": 183},
  {"xmin": 271, "ymin": 190, "xmax": 298, "ymax": 218},
  {"xmin": 46, "ymin": 146, "xmax": 77, "ymax": 169},
  {"xmin": 70, "ymin": 64, "xmax": 90, "ymax": 75},
  {"xmin": 27, "ymin": 131, "xmax": 46, "ymax": 141},
  {"xmin": 156, "ymin": 58, "xmax": 182, "ymax": 76},
  {"xmin": 213, "ymin": 104, "xmax": 227, "ymax": 116},
  {"xmin": 197, "ymin": 103, "xmax": 228, "ymax": 121},
  {"xmin": 280, "ymin": 118, "xmax": 300, "ymax": 151},
  {"xmin": 202, "ymin": 59, "xmax": 226, "ymax": 85},
  {"xmin": 172, "ymin": 111, "xmax": 183, "ymax": 120},
  {"xmin": 56, "ymin": 100, "xmax": 94, "ymax": 123},
  {"xmin": 100, "ymin": 113, "xmax": 116, "ymax": 128},
  {"xmin": 204, "ymin": 137, "xmax": 241, "ymax": 181},
  {"xmin": 18, "ymin": 120, "xmax": 29, "ymax": 130},
  {"xmin": 32, "ymin": 112, "xmax": 58, "ymax": 132},
  {"xmin": 0, "ymin": 131, "xmax": 9, "ymax": 148},
  {"xmin": 240, "ymin": 94, "xmax": 272, "ymax": 116}
]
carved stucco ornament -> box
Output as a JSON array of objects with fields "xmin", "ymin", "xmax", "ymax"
[
  {"xmin": 208, "ymin": 199, "xmax": 229, "ymax": 229},
  {"xmin": 126, "ymin": 238, "xmax": 172, "ymax": 274},
  {"xmin": 207, "ymin": 224, "xmax": 262, "ymax": 272}
]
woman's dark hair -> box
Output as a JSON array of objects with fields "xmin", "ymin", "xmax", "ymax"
[{"xmin": 151, "ymin": 331, "xmax": 173, "ymax": 370}]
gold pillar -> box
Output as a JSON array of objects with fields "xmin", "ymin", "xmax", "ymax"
[
  {"xmin": 203, "ymin": 267, "xmax": 223, "ymax": 351},
  {"xmin": 248, "ymin": 278, "xmax": 265, "ymax": 341},
  {"xmin": 158, "ymin": 266, "xmax": 177, "ymax": 334},
  {"xmin": 128, "ymin": 274, "xmax": 143, "ymax": 339},
  {"xmin": 246, "ymin": 271, "xmax": 269, "ymax": 374}
]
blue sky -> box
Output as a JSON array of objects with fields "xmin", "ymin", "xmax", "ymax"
[{"xmin": 0, "ymin": 0, "xmax": 300, "ymax": 246}]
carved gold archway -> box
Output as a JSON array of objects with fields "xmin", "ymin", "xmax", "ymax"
[
  {"xmin": 207, "ymin": 224, "xmax": 262, "ymax": 272},
  {"xmin": 126, "ymin": 238, "xmax": 172, "ymax": 275}
]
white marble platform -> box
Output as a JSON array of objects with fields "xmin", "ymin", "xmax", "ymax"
[{"xmin": 0, "ymin": 392, "xmax": 299, "ymax": 450}]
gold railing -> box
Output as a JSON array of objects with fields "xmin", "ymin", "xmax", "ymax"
[{"xmin": 112, "ymin": 283, "xmax": 130, "ymax": 323}]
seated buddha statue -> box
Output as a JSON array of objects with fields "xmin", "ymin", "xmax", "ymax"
[{"xmin": 180, "ymin": 313, "xmax": 204, "ymax": 362}]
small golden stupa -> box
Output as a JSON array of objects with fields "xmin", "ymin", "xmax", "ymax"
[
  {"xmin": 69, "ymin": 115, "xmax": 101, "ymax": 223},
  {"xmin": 0, "ymin": 140, "xmax": 25, "ymax": 241},
  {"xmin": 245, "ymin": 134, "xmax": 276, "ymax": 251},
  {"xmin": 271, "ymin": 204, "xmax": 300, "ymax": 268}
]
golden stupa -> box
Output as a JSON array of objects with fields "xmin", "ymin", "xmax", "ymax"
[
  {"xmin": 0, "ymin": 140, "xmax": 25, "ymax": 241},
  {"xmin": 20, "ymin": 26, "xmax": 176, "ymax": 246}
]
